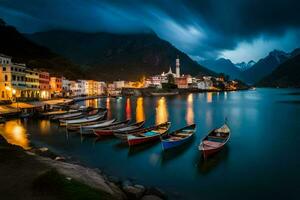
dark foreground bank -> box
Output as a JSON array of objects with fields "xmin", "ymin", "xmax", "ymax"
[{"xmin": 0, "ymin": 135, "xmax": 166, "ymax": 200}]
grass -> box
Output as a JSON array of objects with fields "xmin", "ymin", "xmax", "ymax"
[{"xmin": 33, "ymin": 169, "xmax": 114, "ymax": 200}]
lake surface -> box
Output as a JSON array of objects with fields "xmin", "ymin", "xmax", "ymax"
[{"xmin": 1, "ymin": 88, "xmax": 300, "ymax": 200}]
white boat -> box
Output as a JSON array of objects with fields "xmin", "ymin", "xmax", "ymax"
[
  {"xmin": 60, "ymin": 112, "xmax": 106, "ymax": 125},
  {"xmin": 80, "ymin": 119, "xmax": 116, "ymax": 133}
]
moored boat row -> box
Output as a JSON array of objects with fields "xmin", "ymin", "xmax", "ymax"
[{"xmin": 44, "ymin": 104, "xmax": 230, "ymax": 158}]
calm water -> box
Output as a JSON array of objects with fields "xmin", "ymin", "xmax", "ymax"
[{"xmin": 1, "ymin": 88, "xmax": 300, "ymax": 200}]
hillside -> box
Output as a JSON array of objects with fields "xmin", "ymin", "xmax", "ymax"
[
  {"xmin": 200, "ymin": 58, "xmax": 241, "ymax": 79},
  {"xmin": 257, "ymin": 54, "xmax": 300, "ymax": 87},
  {"xmin": 25, "ymin": 30, "xmax": 214, "ymax": 81},
  {"xmin": 241, "ymin": 50, "xmax": 290, "ymax": 84},
  {"xmin": 0, "ymin": 19, "xmax": 81, "ymax": 79}
]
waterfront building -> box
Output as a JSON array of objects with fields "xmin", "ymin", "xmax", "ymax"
[
  {"xmin": 25, "ymin": 68, "xmax": 40, "ymax": 98},
  {"xmin": 197, "ymin": 78, "xmax": 213, "ymax": 90},
  {"xmin": 175, "ymin": 76, "xmax": 188, "ymax": 88},
  {"xmin": 62, "ymin": 77, "xmax": 71, "ymax": 97},
  {"xmin": 114, "ymin": 81, "xmax": 125, "ymax": 89},
  {"xmin": 38, "ymin": 70, "xmax": 50, "ymax": 99},
  {"xmin": 0, "ymin": 54, "xmax": 27, "ymax": 100},
  {"xmin": 50, "ymin": 76, "xmax": 62, "ymax": 97},
  {"xmin": 77, "ymin": 80, "xmax": 87, "ymax": 96}
]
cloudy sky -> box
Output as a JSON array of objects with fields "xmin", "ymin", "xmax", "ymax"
[{"xmin": 0, "ymin": 0, "xmax": 300, "ymax": 63}]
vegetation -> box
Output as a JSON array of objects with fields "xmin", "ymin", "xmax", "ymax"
[{"xmin": 33, "ymin": 169, "xmax": 113, "ymax": 200}]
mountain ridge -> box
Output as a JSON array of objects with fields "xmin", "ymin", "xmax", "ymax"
[{"xmin": 25, "ymin": 30, "xmax": 215, "ymax": 81}]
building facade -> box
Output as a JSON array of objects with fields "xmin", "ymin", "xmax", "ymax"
[
  {"xmin": 39, "ymin": 71, "xmax": 50, "ymax": 99},
  {"xmin": 50, "ymin": 76, "xmax": 62, "ymax": 97}
]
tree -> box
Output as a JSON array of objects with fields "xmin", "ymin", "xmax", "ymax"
[{"xmin": 167, "ymin": 74, "xmax": 175, "ymax": 84}]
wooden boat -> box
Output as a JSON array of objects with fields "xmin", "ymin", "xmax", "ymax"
[
  {"xmin": 50, "ymin": 112, "xmax": 83, "ymax": 120},
  {"xmin": 198, "ymin": 123, "xmax": 230, "ymax": 158},
  {"xmin": 59, "ymin": 111, "xmax": 106, "ymax": 126},
  {"xmin": 112, "ymin": 121, "xmax": 146, "ymax": 140},
  {"xmin": 161, "ymin": 124, "xmax": 196, "ymax": 150},
  {"xmin": 127, "ymin": 122, "xmax": 171, "ymax": 146},
  {"xmin": 93, "ymin": 120, "xmax": 141, "ymax": 136},
  {"xmin": 40, "ymin": 109, "xmax": 79, "ymax": 117},
  {"xmin": 79, "ymin": 119, "xmax": 116, "ymax": 133}
]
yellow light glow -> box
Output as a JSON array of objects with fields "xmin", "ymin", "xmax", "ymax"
[
  {"xmin": 207, "ymin": 92, "xmax": 212, "ymax": 103},
  {"xmin": 39, "ymin": 120, "xmax": 50, "ymax": 134},
  {"xmin": 136, "ymin": 97, "xmax": 145, "ymax": 122},
  {"xmin": 12, "ymin": 89, "xmax": 16, "ymax": 95},
  {"xmin": 5, "ymin": 86, "xmax": 11, "ymax": 91},
  {"xmin": 186, "ymin": 94, "xmax": 194, "ymax": 124},
  {"xmin": 2, "ymin": 120, "xmax": 29, "ymax": 149},
  {"xmin": 156, "ymin": 97, "xmax": 168, "ymax": 124}
]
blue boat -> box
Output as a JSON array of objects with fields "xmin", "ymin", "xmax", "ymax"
[{"xmin": 161, "ymin": 124, "xmax": 196, "ymax": 150}]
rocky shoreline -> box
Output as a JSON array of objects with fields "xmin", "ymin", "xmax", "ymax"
[{"xmin": 0, "ymin": 135, "xmax": 167, "ymax": 200}]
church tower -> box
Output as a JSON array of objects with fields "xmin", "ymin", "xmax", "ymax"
[{"xmin": 176, "ymin": 55, "xmax": 180, "ymax": 78}]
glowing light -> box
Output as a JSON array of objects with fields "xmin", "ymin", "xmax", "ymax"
[
  {"xmin": 106, "ymin": 98, "xmax": 112, "ymax": 119},
  {"xmin": 2, "ymin": 120, "xmax": 29, "ymax": 149},
  {"xmin": 39, "ymin": 120, "xmax": 50, "ymax": 134},
  {"xmin": 125, "ymin": 98, "xmax": 131, "ymax": 120},
  {"xmin": 136, "ymin": 97, "xmax": 145, "ymax": 122},
  {"xmin": 156, "ymin": 97, "xmax": 168, "ymax": 124},
  {"xmin": 12, "ymin": 89, "xmax": 16, "ymax": 95},
  {"xmin": 207, "ymin": 92, "xmax": 212, "ymax": 103},
  {"xmin": 186, "ymin": 94, "xmax": 194, "ymax": 124},
  {"xmin": 5, "ymin": 86, "xmax": 11, "ymax": 91}
]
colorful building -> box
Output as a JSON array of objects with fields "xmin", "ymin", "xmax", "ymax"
[
  {"xmin": 39, "ymin": 71, "xmax": 50, "ymax": 99},
  {"xmin": 50, "ymin": 76, "xmax": 62, "ymax": 97}
]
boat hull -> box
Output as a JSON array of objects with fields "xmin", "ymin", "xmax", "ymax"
[
  {"xmin": 162, "ymin": 135, "xmax": 193, "ymax": 150},
  {"xmin": 128, "ymin": 135, "xmax": 160, "ymax": 146},
  {"xmin": 94, "ymin": 130, "xmax": 114, "ymax": 136}
]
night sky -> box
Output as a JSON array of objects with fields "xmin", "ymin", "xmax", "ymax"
[{"xmin": 0, "ymin": 0, "xmax": 300, "ymax": 62}]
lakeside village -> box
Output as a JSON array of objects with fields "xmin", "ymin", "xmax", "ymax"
[{"xmin": 0, "ymin": 53, "xmax": 243, "ymax": 117}]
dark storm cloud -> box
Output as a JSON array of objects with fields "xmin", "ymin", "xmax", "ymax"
[{"xmin": 0, "ymin": 0, "xmax": 300, "ymax": 62}]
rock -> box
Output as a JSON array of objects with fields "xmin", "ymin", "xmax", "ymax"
[
  {"xmin": 55, "ymin": 156, "xmax": 65, "ymax": 161},
  {"xmin": 123, "ymin": 185, "xmax": 145, "ymax": 199},
  {"xmin": 107, "ymin": 182, "xmax": 127, "ymax": 200},
  {"xmin": 145, "ymin": 187, "xmax": 167, "ymax": 199},
  {"xmin": 39, "ymin": 147, "xmax": 48, "ymax": 152},
  {"xmin": 66, "ymin": 177, "xmax": 72, "ymax": 181},
  {"xmin": 108, "ymin": 176, "xmax": 120, "ymax": 184},
  {"xmin": 122, "ymin": 180, "xmax": 133, "ymax": 188},
  {"xmin": 141, "ymin": 195, "xmax": 163, "ymax": 200}
]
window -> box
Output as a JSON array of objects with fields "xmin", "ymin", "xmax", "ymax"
[
  {"xmin": 11, "ymin": 67, "xmax": 14, "ymax": 71},
  {"xmin": 5, "ymin": 75, "xmax": 8, "ymax": 81},
  {"xmin": 1, "ymin": 91, "xmax": 4, "ymax": 98},
  {"xmin": 12, "ymin": 75, "xmax": 16, "ymax": 81},
  {"xmin": 3, "ymin": 67, "xmax": 6, "ymax": 71}
]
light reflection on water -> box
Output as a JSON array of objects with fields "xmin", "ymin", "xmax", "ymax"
[
  {"xmin": 136, "ymin": 97, "xmax": 145, "ymax": 122},
  {"xmin": 0, "ymin": 120, "xmax": 30, "ymax": 149},
  {"xmin": 125, "ymin": 98, "xmax": 131, "ymax": 120},
  {"xmin": 155, "ymin": 97, "xmax": 168, "ymax": 124},
  {"xmin": 186, "ymin": 94, "xmax": 194, "ymax": 124}
]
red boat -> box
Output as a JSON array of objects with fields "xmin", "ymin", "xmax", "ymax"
[
  {"xmin": 127, "ymin": 122, "xmax": 171, "ymax": 146},
  {"xmin": 199, "ymin": 123, "xmax": 230, "ymax": 159},
  {"xmin": 93, "ymin": 120, "xmax": 139, "ymax": 136}
]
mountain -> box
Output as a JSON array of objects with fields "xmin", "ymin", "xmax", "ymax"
[
  {"xmin": 235, "ymin": 60, "xmax": 256, "ymax": 71},
  {"xmin": 241, "ymin": 50, "xmax": 290, "ymax": 84},
  {"xmin": 0, "ymin": 19, "xmax": 81, "ymax": 79},
  {"xmin": 200, "ymin": 58, "xmax": 241, "ymax": 79},
  {"xmin": 25, "ymin": 30, "xmax": 214, "ymax": 81},
  {"xmin": 258, "ymin": 53, "xmax": 300, "ymax": 87}
]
